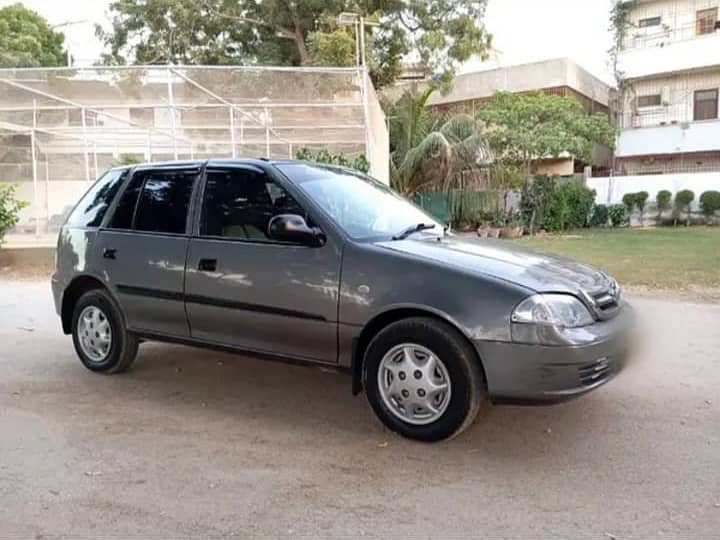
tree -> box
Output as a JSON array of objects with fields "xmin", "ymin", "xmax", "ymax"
[
  {"xmin": 388, "ymin": 88, "xmax": 490, "ymax": 195},
  {"xmin": 699, "ymin": 190, "xmax": 720, "ymax": 222},
  {"xmin": 0, "ymin": 3, "xmax": 67, "ymax": 68},
  {"xmin": 635, "ymin": 191, "xmax": 649, "ymax": 224},
  {"xmin": 477, "ymin": 91, "xmax": 617, "ymax": 180},
  {"xmin": 97, "ymin": 0, "xmax": 492, "ymax": 87}
]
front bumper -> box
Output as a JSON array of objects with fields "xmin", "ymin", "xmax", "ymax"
[{"xmin": 476, "ymin": 304, "xmax": 634, "ymax": 404}]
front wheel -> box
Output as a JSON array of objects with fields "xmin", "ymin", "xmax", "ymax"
[{"xmin": 363, "ymin": 317, "xmax": 487, "ymax": 442}]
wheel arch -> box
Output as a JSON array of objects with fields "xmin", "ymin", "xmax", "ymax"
[
  {"xmin": 60, "ymin": 274, "xmax": 111, "ymax": 334},
  {"xmin": 351, "ymin": 306, "xmax": 485, "ymax": 395}
]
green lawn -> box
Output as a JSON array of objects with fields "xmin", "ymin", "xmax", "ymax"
[{"xmin": 513, "ymin": 227, "xmax": 720, "ymax": 292}]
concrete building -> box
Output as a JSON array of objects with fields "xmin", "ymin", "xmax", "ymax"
[
  {"xmin": 615, "ymin": 0, "xmax": 720, "ymax": 174},
  {"xmin": 415, "ymin": 58, "xmax": 614, "ymax": 177}
]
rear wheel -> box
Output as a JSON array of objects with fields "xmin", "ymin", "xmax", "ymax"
[
  {"xmin": 71, "ymin": 289, "xmax": 138, "ymax": 374},
  {"xmin": 364, "ymin": 317, "xmax": 487, "ymax": 442}
]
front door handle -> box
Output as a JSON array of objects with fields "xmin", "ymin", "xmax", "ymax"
[
  {"xmin": 103, "ymin": 248, "xmax": 117, "ymax": 260},
  {"xmin": 198, "ymin": 258, "xmax": 217, "ymax": 272}
]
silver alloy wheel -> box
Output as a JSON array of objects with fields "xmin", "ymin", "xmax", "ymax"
[
  {"xmin": 77, "ymin": 305, "xmax": 112, "ymax": 363},
  {"xmin": 377, "ymin": 343, "xmax": 452, "ymax": 426}
]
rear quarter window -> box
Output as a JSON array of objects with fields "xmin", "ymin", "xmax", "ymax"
[{"xmin": 66, "ymin": 169, "xmax": 128, "ymax": 228}]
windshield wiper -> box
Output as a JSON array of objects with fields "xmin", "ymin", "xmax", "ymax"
[{"xmin": 392, "ymin": 223, "xmax": 436, "ymax": 241}]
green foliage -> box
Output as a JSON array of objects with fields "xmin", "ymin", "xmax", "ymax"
[
  {"xmin": 295, "ymin": 147, "xmax": 369, "ymax": 173},
  {"xmin": 0, "ymin": 3, "xmax": 67, "ymax": 67},
  {"xmin": 656, "ymin": 189, "xmax": 672, "ymax": 219},
  {"xmin": 622, "ymin": 192, "xmax": 637, "ymax": 213},
  {"xmin": 608, "ymin": 204, "xmax": 627, "ymax": 227},
  {"xmin": 477, "ymin": 91, "xmax": 617, "ymax": 176},
  {"xmin": 116, "ymin": 154, "xmax": 143, "ymax": 166},
  {"xmin": 389, "ymin": 88, "xmax": 490, "ymax": 195},
  {"xmin": 0, "ymin": 184, "xmax": 28, "ymax": 245},
  {"xmin": 98, "ymin": 0, "xmax": 492, "ymax": 88},
  {"xmin": 590, "ymin": 204, "xmax": 609, "ymax": 227},
  {"xmin": 449, "ymin": 190, "xmax": 501, "ymax": 227},
  {"xmin": 520, "ymin": 175, "xmax": 555, "ymax": 234},
  {"xmin": 675, "ymin": 189, "xmax": 694, "ymax": 226},
  {"xmin": 609, "ymin": 0, "xmax": 633, "ymax": 83},
  {"xmin": 544, "ymin": 181, "xmax": 596, "ymax": 232},
  {"xmin": 699, "ymin": 190, "xmax": 720, "ymax": 218}
]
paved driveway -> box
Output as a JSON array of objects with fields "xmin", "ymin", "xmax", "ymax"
[{"xmin": 1, "ymin": 280, "xmax": 718, "ymax": 537}]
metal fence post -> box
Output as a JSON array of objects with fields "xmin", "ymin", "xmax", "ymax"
[
  {"xmin": 167, "ymin": 68, "xmax": 179, "ymax": 160},
  {"xmin": 229, "ymin": 106, "xmax": 236, "ymax": 158},
  {"xmin": 81, "ymin": 107, "xmax": 91, "ymax": 182},
  {"xmin": 264, "ymin": 106, "xmax": 270, "ymax": 158},
  {"xmin": 30, "ymin": 128, "xmax": 39, "ymax": 237}
]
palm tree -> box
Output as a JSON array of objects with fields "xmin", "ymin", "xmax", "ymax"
[{"xmin": 389, "ymin": 88, "xmax": 491, "ymax": 196}]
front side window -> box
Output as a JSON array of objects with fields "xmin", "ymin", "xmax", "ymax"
[
  {"xmin": 694, "ymin": 89, "xmax": 718, "ymax": 121},
  {"xmin": 276, "ymin": 163, "xmax": 442, "ymax": 240},
  {"xmin": 67, "ymin": 168, "xmax": 128, "ymax": 228},
  {"xmin": 133, "ymin": 169, "xmax": 198, "ymax": 234},
  {"xmin": 201, "ymin": 167, "xmax": 305, "ymax": 241}
]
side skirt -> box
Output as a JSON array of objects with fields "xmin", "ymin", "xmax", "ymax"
[{"xmin": 132, "ymin": 329, "xmax": 352, "ymax": 376}]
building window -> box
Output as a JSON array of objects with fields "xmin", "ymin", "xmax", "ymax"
[
  {"xmin": 696, "ymin": 8, "xmax": 718, "ymax": 35},
  {"xmin": 637, "ymin": 94, "xmax": 662, "ymax": 108},
  {"xmin": 694, "ymin": 89, "xmax": 718, "ymax": 121},
  {"xmin": 639, "ymin": 16, "xmax": 662, "ymax": 27}
]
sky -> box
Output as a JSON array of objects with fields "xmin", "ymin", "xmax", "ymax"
[{"xmin": 1, "ymin": 0, "xmax": 616, "ymax": 84}]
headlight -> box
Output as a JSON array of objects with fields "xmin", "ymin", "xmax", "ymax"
[{"xmin": 511, "ymin": 294, "xmax": 594, "ymax": 328}]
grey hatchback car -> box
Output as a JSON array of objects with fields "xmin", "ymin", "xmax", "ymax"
[{"xmin": 52, "ymin": 159, "xmax": 632, "ymax": 441}]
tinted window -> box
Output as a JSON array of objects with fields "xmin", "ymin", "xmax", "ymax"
[
  {"xmin": 134, "ymin": 170, "xmax": 198, "ymax": 234},
  {"xmin": 67, "ymin": 169, "xmax": 128, "ymax": 228},
  {"xmin": 201, "ymin": 168, "xmax": 305, "ymax": 240},
  {"xmin": 108, "ymin": 172, "xmax": 144, "ymax": 229}
]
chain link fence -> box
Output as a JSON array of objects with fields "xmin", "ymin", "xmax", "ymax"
[{"xmin": 0, "ymin": 65, "xmax": 388, "ymax": 241}]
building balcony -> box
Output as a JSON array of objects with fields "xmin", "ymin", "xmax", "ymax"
[
  {"xmin": 617, "ymin": 118, "xmax": 720, "ymax": 158},
  {"xmin": 617, "ymin": 28, "xmax": 720, "ymax": 80}
]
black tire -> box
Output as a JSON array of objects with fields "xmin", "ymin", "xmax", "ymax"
[
  {"xmin": 71, "ymin": 288, "xmax": 138, "ymax": 374},
  {"xmin": 363, "ymin": 317, "xmax": 487, "ymax": 442}
]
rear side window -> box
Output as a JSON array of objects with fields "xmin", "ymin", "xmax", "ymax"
[
  {"xmin": 66, "ymin": 169, "xmax": 128, "ymax": 228},
  {"xmin": 133, "ymin": 169, "xmax": 198, "ymax": 234},
  {"xmin": 108, "ymin": 172, "xmax": 144, "ymax": 230}
]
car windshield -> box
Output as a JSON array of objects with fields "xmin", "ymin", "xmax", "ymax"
[{"xmin": 276, "ymin": 163, "xmax": 443, "ymax": 240}]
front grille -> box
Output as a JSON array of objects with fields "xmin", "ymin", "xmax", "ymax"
[{"xmin": 578, "ymin": 357, "xmax": 612, "ymax": 386}]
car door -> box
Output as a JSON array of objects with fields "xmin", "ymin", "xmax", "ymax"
[
  {"xmin": 96, "ymin": 164, "xmax": 201, "ymax": 337},
  {"xmin": 184, "ymin": 164, "xmax": 341, "ymax": 363}
]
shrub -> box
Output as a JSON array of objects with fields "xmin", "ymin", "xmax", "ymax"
[
  {"xmin": 0, "ymin": 184, "xmax": 28, "ymax": 245},
  {"xmin": 590, "ymin": 204, "xmax": 609, "ymax": 227},
  {"xmin": 699, "ymin": 190, "xmax": 720, "ymax": 220},
  {"xmin": 656, "ymin": 190, "xmax": 672, "ymax": 220},
  {"xmin": 622, "ymin": 192, "xmax": 637, "ymax": 214},
  {"xmin": 544, "ymin": 181, "xmax": 596, "ymax": 232},
  {"xmin": 520, "ymin": 175, "xmax": 555, "ymax": 233},
  {"xmin": 674, "ymin": 189, "xmax": 695, "ymax": 226},
  {"xmin": 295, "ymin": 147, "xmax": 369, "ymax": 173},
  {"xmin": 635, "ymin": 191, "xmax": 649, "ymax": 222},
  {"xmin": 608, "ymin": 204, "xmax": 627, "ymax": 227}
]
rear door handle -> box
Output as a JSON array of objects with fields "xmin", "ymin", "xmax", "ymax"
[
  {"xmin": 198, "ymin": 258, "xmax": 217, "ymax": 272},
  {"xmin": 103, "ymin": 248, "xmax": 117, "ymax": 260}
]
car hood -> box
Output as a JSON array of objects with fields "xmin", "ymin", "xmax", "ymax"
[{"xmin": 375, "ymin": 235, "xmax": 612, "ymax": 295}]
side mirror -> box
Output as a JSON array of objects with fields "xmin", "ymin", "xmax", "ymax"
[{"xmin": 268, "ymin": 214, "xmax": 325, "ymax": 247}]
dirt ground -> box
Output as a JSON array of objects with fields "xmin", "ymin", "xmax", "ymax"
[{"xmin": 1, "ymin": 280, "xmax": 719, "ymax": 538}]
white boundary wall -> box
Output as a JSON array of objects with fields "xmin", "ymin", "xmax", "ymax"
[{"xmin": 588, "ymin": 172, "xmax": 720, "ymax": 210}]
